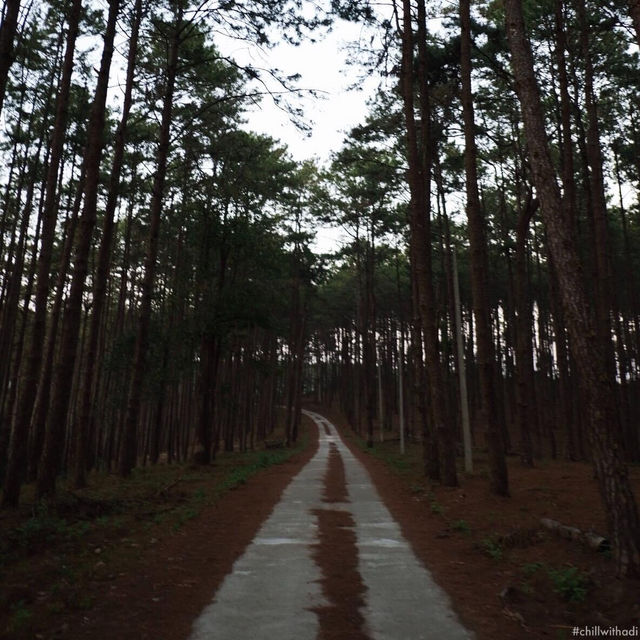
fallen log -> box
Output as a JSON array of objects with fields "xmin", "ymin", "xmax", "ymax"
[
  {"xmin": 155, "ymin": 473, "xmax": 186, "ymax": 498},
  {"xmin": 540, "ymin": 517, "xmax": 610, "ymax": 553}
]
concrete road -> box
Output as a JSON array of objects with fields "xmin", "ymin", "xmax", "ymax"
[{"xmin": 189, "ymin": 410, "xmax": 473, "ymax": 640}]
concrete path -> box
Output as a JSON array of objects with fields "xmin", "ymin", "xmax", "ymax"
[{"xmin": 189, "ymin": 410, "xmax": 473, "ymax": 640}]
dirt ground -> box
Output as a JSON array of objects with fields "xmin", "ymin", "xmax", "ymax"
[
  {"xmin": 2, "ymin": 407, "xmax": 640, "ymax": 639},
  {"xmin": 322, "ymin": 406, "xmax": 640, "ymax": 639},
  {"xmin": 0, "ymin": 433, "xmax": 319, "ymax": 640}
]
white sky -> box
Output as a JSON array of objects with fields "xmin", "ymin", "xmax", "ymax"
[
  {"xmin": 217, "ymin": 21, "xmax": 382, "ymax": 163},
  {"xmin": 216, "ymin": 19, "xmax": 387, "ymax": 252}
]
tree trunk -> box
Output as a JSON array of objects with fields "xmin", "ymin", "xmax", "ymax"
[
  {"xmin": 37, "ymin": 0, "xmax": 122, "ymax": 499},
  {"xmin": 514, "ymin": 196, "xmax": 538, "ymax": 467},
  {"xmin": 0, "ymin": 0, "xmax": 21, "ymax": 116},
  {"xmin": 400, "ymin": 0, "xmax": 456, "ymax": 486},
  {"xmin": 2, "ymin": 0, "xmax": 83, "ymax": 507},
  {"xmin": 119, "ymin": 5, "xmax": 182, "ymax": 476},
  {"xmin": 505, "ymin": 0, "xmax": 640, "ymax": 577},
  {"xmin": 29, "ymin": 167, "xmax": 85, "ymax": 482},
  {"xmin": 73, "ymin": 0, "xmax": 142, "ymax": 488},
  {"xmin": 628, "ymin": 0, "xmax": 640, "ymax": 47},
  {"xmin": 460, "ymin": 0, "xmax": 508, "ymax": 494}
]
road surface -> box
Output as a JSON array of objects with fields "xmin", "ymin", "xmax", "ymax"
[{"xmin": 189, "ymin": 410, "xmax": 472, "ymax": 640}]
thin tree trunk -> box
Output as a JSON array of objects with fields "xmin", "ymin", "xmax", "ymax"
[
  {"xmin": 400, "ymin": 0, "xmax": 456, "ymax": 486},
  {"xmin": 72, "ymin": 0, "xmax": 142, "ymax": 487},
  {"xmin": 628, "ymin": 0, "xmax": 640, "ymax": 47},
  {"xmin": 29, "ymin": 167, "xmax": 85, "ymax": 481},
  {"xmin": 119, "ymin": 6, "xmax": 183, "ymax": 476},
  {"xmin": 514, "ymin": 196, "xmax": 538, "ymax": 467},
  {"xmin": 0, "ymin": 0, "xmax": 21, "ymax": 116},
  {"xmin": 37, "ymin": 0, "xmax": 122, "ymax": 499},
  {"xmin": 2, "ymin": 0, "xmax": 83, "ymax": 507},
  {"xmin": 460, "ymin": 0, "xmax": 508, "ymax": 494}
]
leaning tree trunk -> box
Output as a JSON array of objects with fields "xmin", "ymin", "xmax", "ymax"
[
  {"xmin": 2, "ymin": 0, "xmax": 83, "ymax": 507},
  {"xmin": 505, "ymin": 0, "xmax": 640, "ymax": 578},
  {"xmin": 0, "ymin": 0, "xmax": 21, "ymax": 116},
  {"xmin": 460, "ymin": 0, "xmax": 508, "ymax": 495}
]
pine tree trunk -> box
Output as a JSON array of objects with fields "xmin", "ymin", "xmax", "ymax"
[
  {"xmin": 460, "ymin": 0, "xmax": 508, "ymax": 494},
  {"xmin": 400, "ymin": 0, "xmax": 456, "ymax": 486},
  {"xmin": 0, "ymin": 0, "xmax": 21, "ymax": 116},
  {"xmin": 29, "ymin": 168, "xmax": 85, "ymax": 482},
  {"xmin": 37, "ymin": 0, "xmax": 122, "ymax": 499},
  {"xmin": 554, "ymin": 0, "xmax": 578, "ymax": 236},
  {"xmin": 73, "ymin": 0, "xmax": 142, "ymax": 487},
  {"xmin": 514, "ymin": 196, "xmax": 538, "ymax": 467},
  {"xmin": 119, "ymin": 6, "xmax": 182, "ymax": 476},
  {"xmin": 628, "ymin": 0, "xmax": 640, "ymax": 47},
  {"xmin": 577, "ymin": 0, "xmax": 616, "ymax": 376},
  {"xmin": 2, "ymin": 0, "xmax": 83, "ymax": 507},
  {"xmin": 505, "ymin": 0, "xmax": 640, "ymax": 577}
]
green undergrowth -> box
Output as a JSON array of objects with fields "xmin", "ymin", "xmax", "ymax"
[
  {"xmin": 2, "ymin": 432, "xmax": 308, "ymax": 562},
  {"xmin": 0, "ymin": 423, "xmax": 310, "ymax": 638},
  {"xmin": 521, "ymin": 562, "xmax": 590, "ymax": 603}
]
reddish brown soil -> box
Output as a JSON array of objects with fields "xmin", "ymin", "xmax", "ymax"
[
  {"xmin": 312, "ymin": 508, "xmax": 369, "ymax": 640},
  {"xmin": 319, "ymin": 405, "xmax": 640, "ymax": 640},
  {"xmin": 323, "ymin": 442, "xmax": 348, "ymax": 504},
  {"xmin": 3, "ymin": 407, "xmax": 640, "ymax": 640},
  {"xmin": 312, "ymin": 442, "xmax": 369, "ymax": 640},
  {"xmin": 0, "ymin": 424, "xmax": 318, "ymax": 640}
]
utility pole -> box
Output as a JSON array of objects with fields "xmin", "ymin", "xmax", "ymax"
[
  {"xmin": 453, "ymin": 250, "xmax": 472, "ymax": 473},
  {"xmin": 398, "ymin": 331, "xmax": 406, "ymax": 455},
  {"xmin": 378, "ymin": 346, "xmax": 384, "ymax": 442}
]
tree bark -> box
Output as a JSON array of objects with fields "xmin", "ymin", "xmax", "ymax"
[
  {"xmin": 514, "ymin": 196, "xmax": 539, "ymax": 467},
  {"xmin": 119, "ymin": 5, "xmax": 183, "ymax": 476},
  {"xmin": 460, "ymin": 0, "xmax": 508, "ymax": 495},
  {"xmin": 72, "ymin": 0, "xmax": 143, "ymax": 488},
  {"xmin": 0, "ymin": 0, "xmax": 21, "ymax": 116},
  {"xmin": 628, "ymin": 0, "xmax": 640, "ymax": 48},
  {"xmin": 37, "ymin": 0, "xmax": 122, "ymax": 499},
  {"xmin": 399, "ymin": 0, "xmax": 456, "ymax": 485},
  {"xmin": 505, "ymin": 0, "xmax": 640, "ymax": 577},
  {"xmin": 2, "ymin": 0, "xmax": 83, "ymax": 507}
]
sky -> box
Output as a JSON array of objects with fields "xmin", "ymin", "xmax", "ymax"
[
  {"xmin": 217, "ymin": 20, "xmax": 383, "ymax": 163},
  {"xmin": 215, "ymin": 19, "xmax": 387, "ymax": 252}
]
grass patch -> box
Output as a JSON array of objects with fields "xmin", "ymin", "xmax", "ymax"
[
  {"xmin": 480, "ymin": 534, "xmax": 504, "ymax": 560},
  {"xmin": 451, "ymin": 519, "xmax": 471, "ymax": 534},
  {"xmin": 547, "ymin": 565, "xmax": 589, "ymax": 602},
  {"xmin": 0, "ymin": 416, "xmax": 312, "ymax": 637},
  {"xmin": 519, "ymin": 562, "xmax": 589, "ymax": 603},
  {"xmin": 430, "ymin": 500, "xmax": 445, "ymax": 515}
]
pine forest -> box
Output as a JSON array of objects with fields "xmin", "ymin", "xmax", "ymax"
[{"xmin": 1, "ymin": 0, "xmax": 640, "ymax": 637}]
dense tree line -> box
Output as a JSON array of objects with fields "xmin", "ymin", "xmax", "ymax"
[
  {"xmin": 0, "ymin": 0, "xmax": 339, "ymax": 504},
  {"xmin": 305, "ymin": 0, "xmax": 640, "ymax": 576},
  {"xmin": 1, "ymin": 0, "xmax": 639, "ymax": 578}
]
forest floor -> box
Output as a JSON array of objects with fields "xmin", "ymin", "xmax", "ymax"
[
  {"xmin": 324, "ymin": 406, "xmax": 640, "ymax": 639},
  {"xmin": 1, "ymin": 407, "xmax": 639, "ymax": 639}
]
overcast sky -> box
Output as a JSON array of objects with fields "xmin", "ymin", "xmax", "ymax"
[
  {"xmin": 215, "ymin": 19, "xmax": 388, "ymax": 251},
  {"xmin": 217, "ymin": 19, "xmax": 383, "ymax": 163}
]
